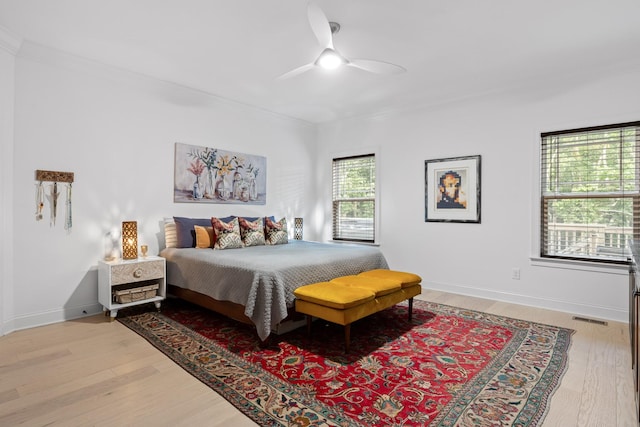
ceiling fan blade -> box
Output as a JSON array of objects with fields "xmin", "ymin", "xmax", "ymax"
[
  {"xmin": 277, "ymin": 62, "xmax": 316, "ymax": 80},
  {"xmin": 348, "ymin": 59, "xmax": 406, "ymax": 75},
  {"xmin": 307, "ymin": 1, "xmax": 334, "ymax": 49}
]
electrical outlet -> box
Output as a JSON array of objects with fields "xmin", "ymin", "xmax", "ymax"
[{"xmin": 512, "ymin": 268, "xmax": 521, "ymax": 280}]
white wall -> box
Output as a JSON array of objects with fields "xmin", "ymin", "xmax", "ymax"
[
  {"xmin": 6, "ymin": 41, "xmax": 317, "ymax": 333},
  {"xmin": 316, "ymin": 66, "xmax": 640, "ymax": 323},
  {"xmin": 0, "ymin": 28, "xmax": 19, "ymax": 335}
]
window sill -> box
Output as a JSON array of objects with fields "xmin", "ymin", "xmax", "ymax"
[
  {"xmin": 330, "ymin": 240, "xmax": 380, "ymax": 247},
  {"xmin": 530, "ymin": 256, "xmax": 628, "ymax": 275}
]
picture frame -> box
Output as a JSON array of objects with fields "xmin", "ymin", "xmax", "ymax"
[
  {"xmin": 425, "ymin": 155, "xmax": 481, "ymax": 223},
  {"xmin": 174, "ymin": 142, "xmax": 266, "ymax": 204}
]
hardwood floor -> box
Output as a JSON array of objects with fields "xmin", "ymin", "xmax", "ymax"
[{"xmin": 0, "ymin": 290, "xmax": 637, "ymax": 426}]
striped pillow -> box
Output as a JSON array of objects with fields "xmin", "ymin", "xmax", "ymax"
[{"xmin": 164, "ymin": 218, "xmax": 177, "ymax": 248}]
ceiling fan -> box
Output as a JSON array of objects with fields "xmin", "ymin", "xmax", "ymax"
[{"xmin": 278, "ymin": 2, "xmax": 406, "ymax": 79}]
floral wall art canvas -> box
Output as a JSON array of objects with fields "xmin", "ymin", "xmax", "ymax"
[{"xmin": 174, "ymin": 143, "xmax": 267, "ymax": 204}]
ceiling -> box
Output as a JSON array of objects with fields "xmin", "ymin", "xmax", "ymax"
[{"xmin": 1, "ymin": 0, "xmax": 639, "ymax": 124}]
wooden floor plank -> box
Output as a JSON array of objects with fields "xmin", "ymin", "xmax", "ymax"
[
  {"xmin": 0, "ymin": 366, "xmax": 158, "ymax": 426},
  {"xmin": 0, "ymin": 389, "xmax": 19, "ymax": 406}
]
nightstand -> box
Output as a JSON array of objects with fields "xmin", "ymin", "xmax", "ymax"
[{"xmin": 98, "ymin": 256, "xmax": 166, "ymax": 321}]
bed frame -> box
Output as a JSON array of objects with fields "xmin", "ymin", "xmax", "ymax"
[
  {"xmin": 168, "ymin": 284, "xmax": 306, "ymax": 337},
  {"xmin": 169, "ymin": 284, "xmax": 254, "ymax": 325}
]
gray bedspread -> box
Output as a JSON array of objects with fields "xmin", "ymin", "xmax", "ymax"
[{"xmin": 160, "ymin": 240, "xmax": 389, "ymax": 340}]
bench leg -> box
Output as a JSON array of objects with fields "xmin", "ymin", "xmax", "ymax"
[
  {"xmin": 344, "ymin": 323, "xmax": 351, "ymax": 353},
  {"xmin": 306, "ymin": 315, "xmax": 312, "ymax": 336},
  {"xmin": 408, "ymin": 297, "xmax": 414, "ymax": 321}
]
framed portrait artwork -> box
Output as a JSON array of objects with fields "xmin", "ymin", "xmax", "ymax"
[{"xmin": 425, "ymin": 155, "xmax": 481, "ymax": 223}]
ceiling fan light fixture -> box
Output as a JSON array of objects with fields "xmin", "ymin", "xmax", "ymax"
[
  {"xmin": 277, "ymin": 2, "xmax": 405, "ymax": 79},
  {"xmin": 316, "ymin": 48, "xmax": 346, "ymax": 70}
]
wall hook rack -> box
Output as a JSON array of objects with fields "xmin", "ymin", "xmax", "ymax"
[{"xmin": 35, "ymin": 170, "xmax": 74, "ymax": 183}]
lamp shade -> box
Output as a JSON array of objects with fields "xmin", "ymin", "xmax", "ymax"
[
  {"xmin": 122, "ymin": 221, "xmax": 138, "ymax": 260},
  {"xmin": 294, "ymin": 217, "xmax": 303, "ymax": 240}
]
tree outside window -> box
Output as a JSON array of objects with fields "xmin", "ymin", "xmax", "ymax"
[
  {"xmin": 332, "ymin": 154, "xmax": 375, "ymax": 242},
  {"xmin": 541, "ymin": 122, "xmax": 640, "ymax": 263}
]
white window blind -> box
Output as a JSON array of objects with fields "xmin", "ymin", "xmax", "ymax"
[
  {"xmin": 540, "ymin": 121, "xmax": 640, "ymax": 263},
  {"xmin": 332, "ymin": 154, "xmax": 376, "ymax": 242}
]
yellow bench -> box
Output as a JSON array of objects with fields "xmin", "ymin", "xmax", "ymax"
[{"xmin": 294, "ymin": 269, "xmax": 422, "ymax": 352}]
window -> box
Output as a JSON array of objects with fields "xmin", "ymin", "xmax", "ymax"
[
  {"xmin": 540, "ymin": 121, "xmax": 640, "ymax": 263},
  {"xmin": 332, "ymin": 154, "xmax": 376, "ymax": 242}
]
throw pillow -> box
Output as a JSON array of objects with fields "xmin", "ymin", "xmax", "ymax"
[
  {"xmin": 238, "ymin": 217, "xmax": 266, "ymax": 247},
  {"xmin": 265, "ymin": 217, "xmax": 288, "ymax": 245},
  {"xmin": 174, "ymin": 216, "xmax": 234, "ymax": 248},
  {"xmin": 211, "ymin": 217, "xmax": 243, "ymax": 249},
  {"xmin": 164, "ymin": 217, "xmax": 177, "ymax": 248},
  {"xmin": 194, "ymin": 225, "xmax": 215, "ymax": 249}
]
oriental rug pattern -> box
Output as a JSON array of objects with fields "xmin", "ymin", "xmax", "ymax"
[{"xmin": 118, "ymin": 299, "xmax": 573, "ymax": 426}]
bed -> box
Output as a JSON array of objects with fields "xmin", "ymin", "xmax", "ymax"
[{"xmin": 160, "ymin": 240, "xmax": 389, "ymax": 340}]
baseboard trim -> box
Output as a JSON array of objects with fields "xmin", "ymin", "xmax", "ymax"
[
  {"xmin": 7, "ymin": 303, "xmax": 104, "ymax": 335},
  {"xmin": 0, "ymin": 318, "xmax": 15, "ymax": 336},
  {"xmin": 426, "ymin": 281, "xmax": 627, "ymax": 324},
  {"xmin": 4, "ymin": 283, "xmax": 628, "ymax": 335}
]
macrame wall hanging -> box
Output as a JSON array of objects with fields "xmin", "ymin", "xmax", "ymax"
[{"xmin": 35, "ymin": 170, "xmax": 74, "ymax": 232}]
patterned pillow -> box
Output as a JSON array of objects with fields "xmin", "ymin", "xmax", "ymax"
[
  {"xmin": 194, "ymin": 225, "xmax": 215, "ymax": 249},
  {"xmin": 211, "ymin": 217, "xmax": 243, "ymax": 249},
  {"xmin": 239, "ymin": 217, "xmax": 266, "ymax": 247},
  {"xmin": 265, "ymin": 217, "xmax": 288, "ymax": 245}
]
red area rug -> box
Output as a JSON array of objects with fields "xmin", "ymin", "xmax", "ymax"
[{"xmin": 118, "ymin": 298, "xmax": 573, "ymax": 426}]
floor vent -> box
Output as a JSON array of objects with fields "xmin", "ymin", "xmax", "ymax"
[{"xmin": 572, "ymin": 316, "xmax": 608, "ymax": 326}]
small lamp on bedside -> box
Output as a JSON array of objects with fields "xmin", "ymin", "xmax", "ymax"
[
  {"xmin": 122, "ymin": 221, "xmax": 138, "ymax": 260},
  {"xmin": 294, "ymin": 217, "xmax": 303, "ymax": 240}
]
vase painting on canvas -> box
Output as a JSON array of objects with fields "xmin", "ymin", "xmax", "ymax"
[{"xmin": 173, "ymin": 142, "xmax": 266, "ymax": 205}]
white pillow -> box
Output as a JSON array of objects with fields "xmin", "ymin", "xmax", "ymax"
[{"xmin": 164, "ymin": 217, "xmax": 177, "ymax": 248}]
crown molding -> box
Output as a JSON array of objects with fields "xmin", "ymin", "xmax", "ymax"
[{"xmin": 0, "ymin": 25, "xmax": 22, "ymax": 55}]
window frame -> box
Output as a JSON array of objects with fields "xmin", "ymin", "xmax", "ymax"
[
  {"xmin": 331, "ymin": 152, "xmax": 379, "ymax": 244},
  {"xmin": 539, "ymin": 121, "xmax": 640, "ymax": 265}
]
